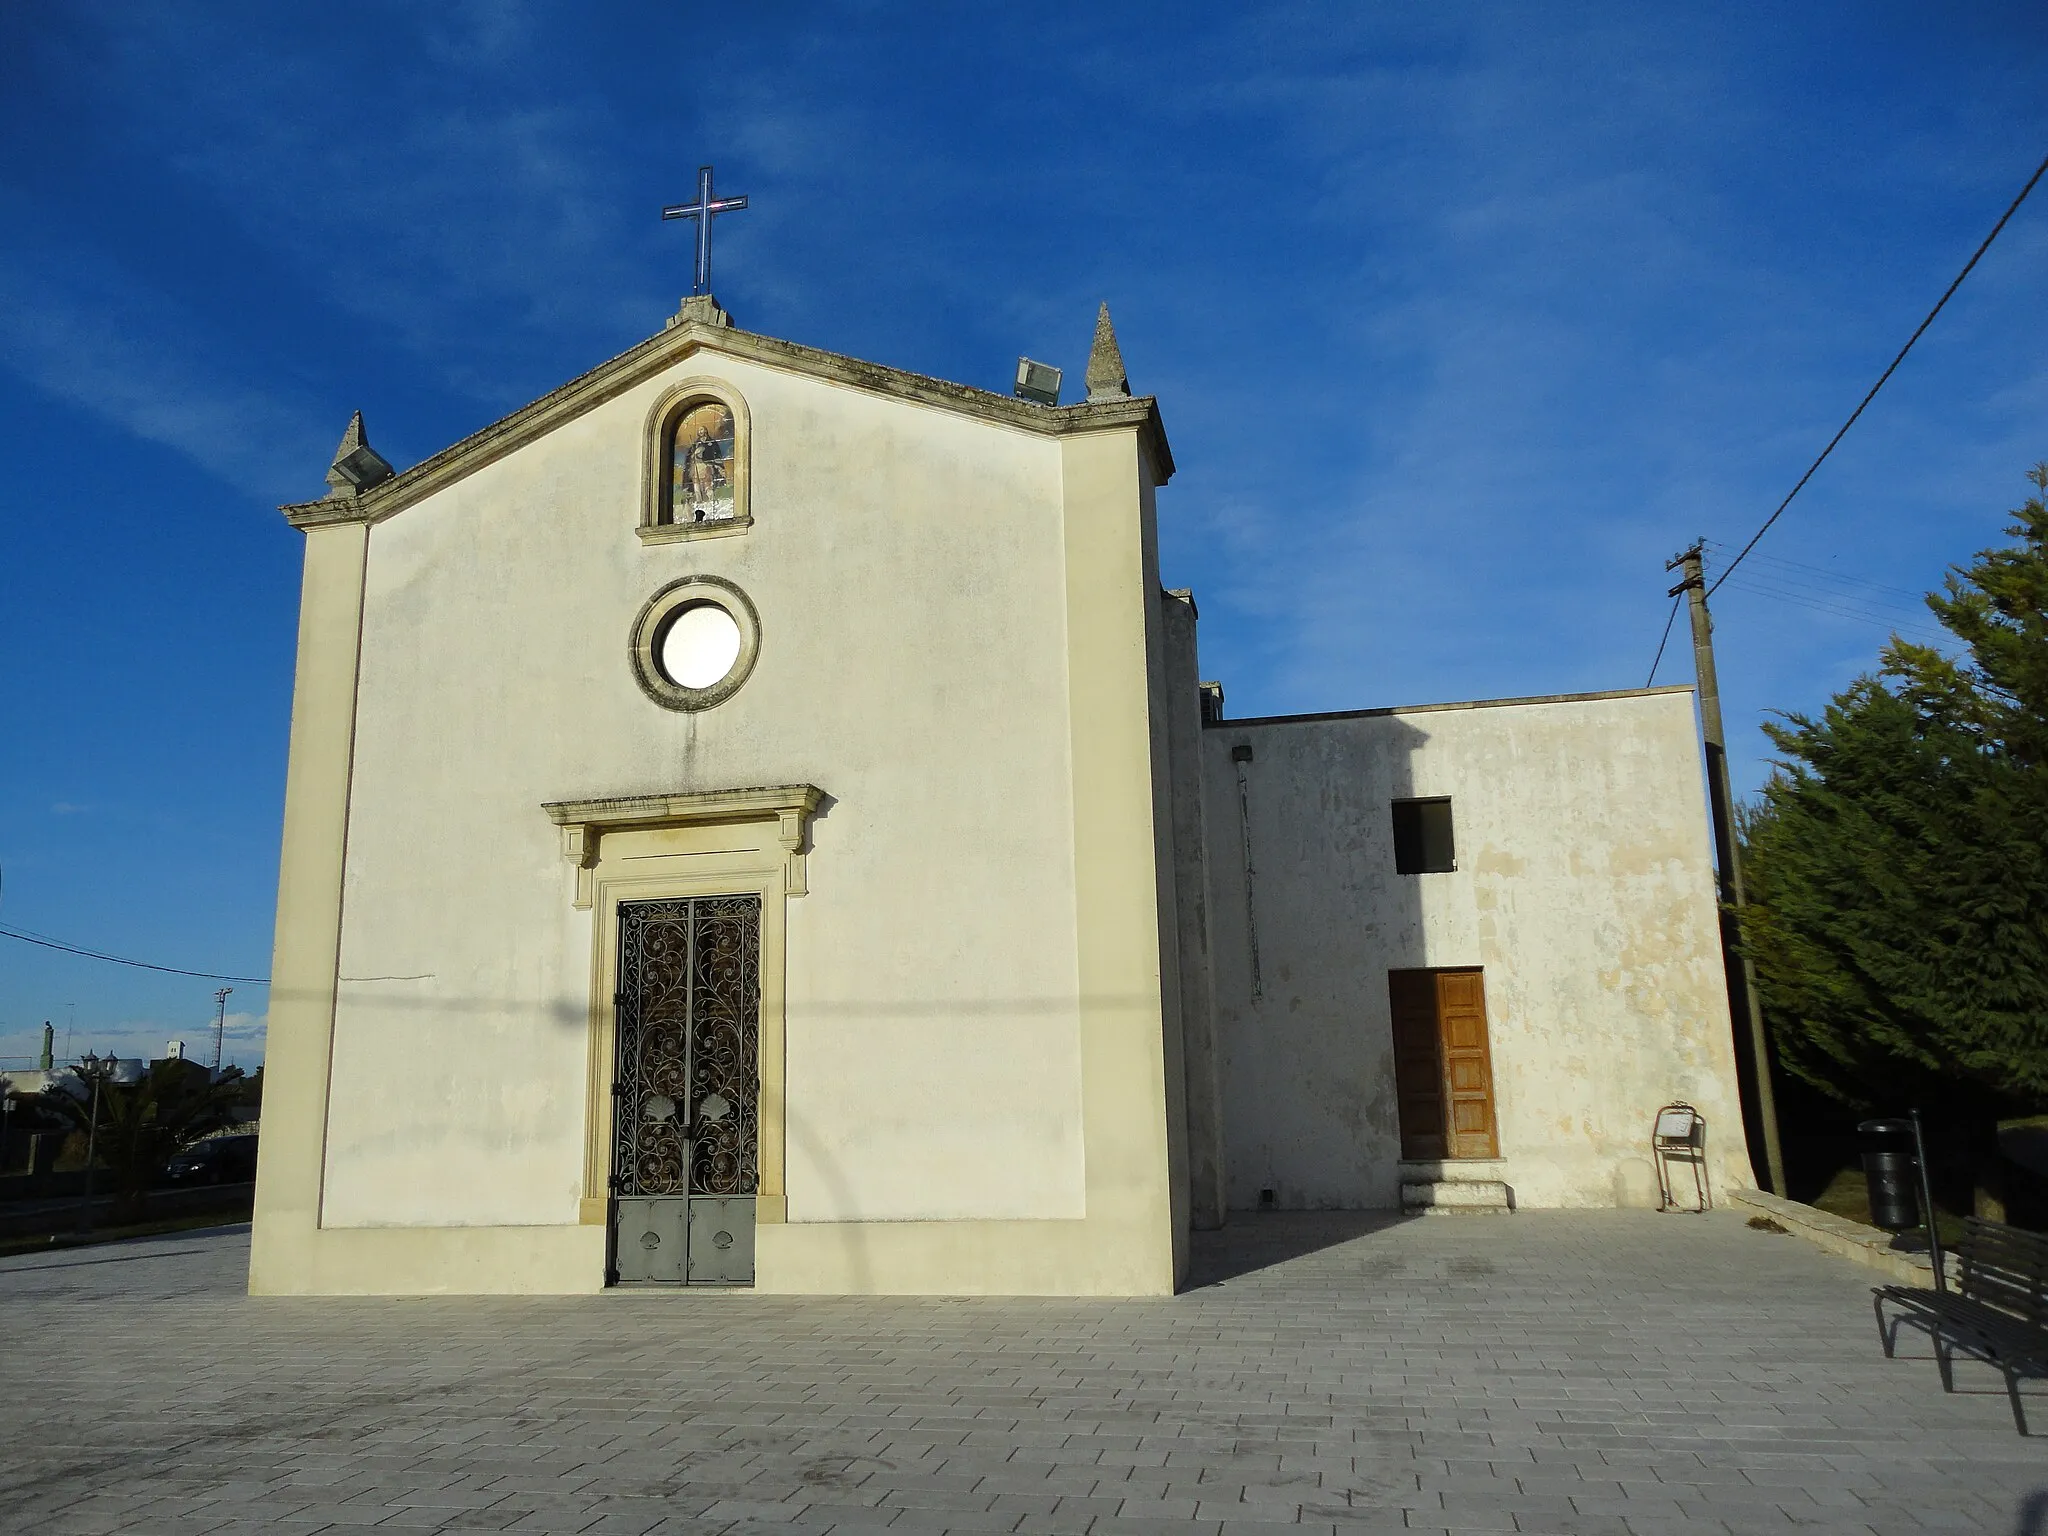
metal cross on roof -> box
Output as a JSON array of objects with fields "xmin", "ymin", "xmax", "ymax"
[{"xmin": 661, "ymin": 165, "xmax": 748, "ymax": 296}]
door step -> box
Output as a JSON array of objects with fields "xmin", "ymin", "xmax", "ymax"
[{"xmin": 1400, "ymin": 1158, "xmax": 1512, "ymax": 1215}]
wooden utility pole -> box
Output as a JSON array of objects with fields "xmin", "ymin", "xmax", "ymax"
[{"xmin": 1667, "ymin": 543, "xmax": 1786, "ymax": 1195}]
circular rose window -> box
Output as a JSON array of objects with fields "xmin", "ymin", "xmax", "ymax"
[
  {"xmin": 659, "ymin": 603, "xmax": 743, "ymax": 689},
  {"xmin": 630, "ymin": 577, "xmax": 759, "ymax": 710}
]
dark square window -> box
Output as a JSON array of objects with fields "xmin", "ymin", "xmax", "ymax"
[{"xmin": 1392, "ymin": 798, "xmax": 1456, "ymax": 874}]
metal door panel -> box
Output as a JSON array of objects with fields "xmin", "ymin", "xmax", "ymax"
[
  {"xmin": 687, "ymin": 1196, "xmax": 756, "ymax": 1284},
  {"xmin": 614, "ymin": 1196, "xmax": 687, "ymax": 1283}
]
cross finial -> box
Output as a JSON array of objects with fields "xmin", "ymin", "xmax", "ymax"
[{"xmin": 662, "ymin": 165, "xmax": 749, "ymax": 296}]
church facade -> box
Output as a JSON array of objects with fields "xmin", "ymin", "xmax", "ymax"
[{"xmin": 249, "ymin": 297, "xmax": 1752, "ymax": 1297}]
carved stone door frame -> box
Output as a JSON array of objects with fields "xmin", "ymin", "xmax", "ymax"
[
  {"xmin": 584, "ymin": 853, "xmax": 788, "ymax": 1240},
  {"xmin": 546, "ymin": 786, "xmax": 823, "ymax": 1257}
]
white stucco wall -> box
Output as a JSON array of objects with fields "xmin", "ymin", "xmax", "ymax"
[
  {"xmin": 322, "ymin": 349, "xmax": 1087, "ymax": 1229},
  {"xmin": 1203, "ymin": 689, "xmax": 1754, "ymax": 1211}
]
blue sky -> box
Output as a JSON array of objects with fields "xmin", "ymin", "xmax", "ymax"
[{"xmin": 2, "ymin": 3, "xmax": 2045, "ymax": 1070}]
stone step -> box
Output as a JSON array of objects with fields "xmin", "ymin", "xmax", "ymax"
[{"xmin": 1401, "ymin": 1178, "xmax": 1512, "ymax": 1215}]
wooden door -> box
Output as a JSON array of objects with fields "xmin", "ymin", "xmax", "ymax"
[
  {"xmin": 1387, "ymin": 971, "xmax": 1447, "ymax": 1159},
  {"xmin": 1387, "ymin": 968, "xmax": 1499, "ymax": 1160},
  {"xmin": 1435, "ymin": 970, "xmax": 1499, "ymax": 1159}
]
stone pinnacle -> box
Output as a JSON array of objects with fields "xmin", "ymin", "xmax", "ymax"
[
  {"xmin": 1085, "ymin": 302, "xmax": 1130, "ymax": 402},
  {"xmin": 325, "ymin": 412, "xmax": 367, "ymax": 498},
  {"xmin": 324, "ymin": 409, "xmax": 395, "ymax": 498}
]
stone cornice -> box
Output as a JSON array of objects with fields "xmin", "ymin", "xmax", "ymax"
[
  {"xmin": 544, "ymin": 784, "xmax": 827, "ymax": 907},
  {"xmin": 284, "ymin": 322, "xmax": 1174, "ymax": 530}
]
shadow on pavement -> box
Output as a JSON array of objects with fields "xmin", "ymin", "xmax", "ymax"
[
  {"xmin": 0, "ymin": 1222, "xmax": 250, "ymax": 1274},
  {"xmin": 1185, "ymin": 1209, "xmax": 1408, "ymax": 1289}
]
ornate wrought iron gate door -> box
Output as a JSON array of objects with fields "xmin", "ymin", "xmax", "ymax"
[{"xmin": 609, "ymin": 895, "xmax": 761, "ymax": 1285}]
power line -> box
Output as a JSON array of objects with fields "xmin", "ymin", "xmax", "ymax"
[
  {"xmin": 1701, "ymin": 540, "xmax": 1930, "ymax": 602},
  {"xmin": 0, "ymin": 923, "xmax": 430, "ymax": 985},
  {"xmin": 1646, "ymin": 593, "xmax": 1683, "ymax": 686},
  {"xmin": 1700, "ymin": 544, "xmax": 1950, "ymax": 638},
  {"xmin": 1715, "ymin": 579, "xmax": 1948, "ymax": 642},
  {"xmin": 1712, "ymin": 565, "xmax": 1941, "ymax": 622},
  {"xmin": 1708, "ymin": 148, "xmax": 2048, "ymax": 599},
  {"xmin": 0, "ymin": 861, "xmax": 268, "ymax": 983},
  {"xmin": 0, "ymin": 924, "xmax": 269, "ymax": 983},
  {"xmin": 1717, "ymin": 583, "xmax": 1927, "ymax": 626},
  {"xmin": 1713, "ymin": 570, "xmax": 1937, "ymax": 620}
]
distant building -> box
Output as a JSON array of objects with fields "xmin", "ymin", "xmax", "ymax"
[{"xmin": 0, "ymin": 1058, "xmax": 146, "ymax": 1101}]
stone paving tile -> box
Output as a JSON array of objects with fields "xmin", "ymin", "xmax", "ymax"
[{"xmin": 1, "ymin": 1214, "xmax": 2043, "ymax": 1536}]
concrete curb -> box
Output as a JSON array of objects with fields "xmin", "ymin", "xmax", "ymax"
[{"xmin": 1728, "ymin": 1187, "xmax": 1940, "ymax": 1286}]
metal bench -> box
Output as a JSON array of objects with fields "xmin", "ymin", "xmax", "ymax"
[{"xmin": 1874, "ymin": 1217, "xmax": 2048, "ymax": 1434}]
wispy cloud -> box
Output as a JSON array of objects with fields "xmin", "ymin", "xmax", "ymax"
[
  {"xmin": 416, "ymin": 0, "xmax": 545, "ymax": 70},
  {"xmin": 74, "ymin": 7, "xmax": 662, "ymax": 410},
  {"xmin": 0, "ymin": 234, "xmax": 333, "ymax": 503},
  {"xmin": 1, "ymin": 1, "xmax": 2037, "ymax": 830},
  {"xmin": 1106, "ymin": 10, "xmax": 2047, "ymax": 738}
]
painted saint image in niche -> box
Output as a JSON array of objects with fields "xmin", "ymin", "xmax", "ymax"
[{"xmin": 669, "ymin": 401, "xmax": 738, "ymax": 523}]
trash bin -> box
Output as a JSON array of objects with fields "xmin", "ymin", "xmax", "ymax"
[{"xmin": 1860, "ymin": 1118, "xmax": 1921, "ymax": 1231}]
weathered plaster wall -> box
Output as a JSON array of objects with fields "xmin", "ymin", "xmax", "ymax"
[
  {"xmin": 1204, "ymin": 690, "xmax": 1754, "ymax": 1211},
  {"xmin": 322, "ymin": 349, "xmax": 1088, "ymax": 1230},
  {"xmin": 1134, "ymin": 479, "xmax": 1191, "ymax": 1287},
  {"xmin": 1160, "ymin": 592, "xmax": 1225, "ymax": 1233}
]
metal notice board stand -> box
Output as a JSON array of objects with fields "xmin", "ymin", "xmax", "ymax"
[{"xmin": 1654, "ymin": 1102, "xmax": 1710, "ymax": 1212}]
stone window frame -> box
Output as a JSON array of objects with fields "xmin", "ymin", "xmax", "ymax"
[
  {"xmin": 639, "ymin": 375, "xmax": 752, "ymax": 543},
  {"xmin": 629, "ymin": 575, "xmax": 762, "ymax": 712}
]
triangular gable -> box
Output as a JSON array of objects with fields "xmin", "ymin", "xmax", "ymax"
[{"xmin": 283, "ymin": 303, "xmax": 1173, "ymax": 530}]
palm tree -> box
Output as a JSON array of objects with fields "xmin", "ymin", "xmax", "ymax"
[{"xmin": 43, "ymin": 1061, "xmax": 249, "ymax": 1220}]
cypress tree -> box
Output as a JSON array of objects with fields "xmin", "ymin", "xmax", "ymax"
[{"xmin": 1740, "ymin": 466, "xmax": 2048, "ymax": 1217}]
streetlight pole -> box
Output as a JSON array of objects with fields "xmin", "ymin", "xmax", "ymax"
[
  {"xmin": 75, "ymin": 1051, "xmax": 113, "ymax": 1236},
  {"xmin": 211, "ymin": 988, "xmax": 232, "ymax": 1077}
]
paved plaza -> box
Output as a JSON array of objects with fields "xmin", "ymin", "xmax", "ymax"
[{"xmin": 0, "ymin": 1212, "xmax": 2039, "ymax": 1536}]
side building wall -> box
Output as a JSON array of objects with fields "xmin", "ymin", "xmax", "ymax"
[
  {"xmin": 1201, "ymin": 688, "xmax": 1754, "ymax": 1212},
  {"xmin": 1159, "ymin": 591, "xmax": 1225, "ymax": 1233}
]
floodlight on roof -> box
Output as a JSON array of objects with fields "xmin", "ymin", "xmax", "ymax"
[
  {"xmin": 332, "ymin": 443, "xmax": 395, "ymax": 491},
  {"xmin": 1013, "ymin": 357, "xmax": 1061, "ymax": 407}
]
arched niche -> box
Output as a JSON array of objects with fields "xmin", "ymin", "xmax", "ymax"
[{"xmin": 639, "ymin": 376, "xmax": 752, "ymax": 543}]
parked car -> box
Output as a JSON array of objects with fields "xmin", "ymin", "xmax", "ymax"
[{"xmin": 164, "ymin": 1134, "xmax": 258, "ymax": 1186}]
